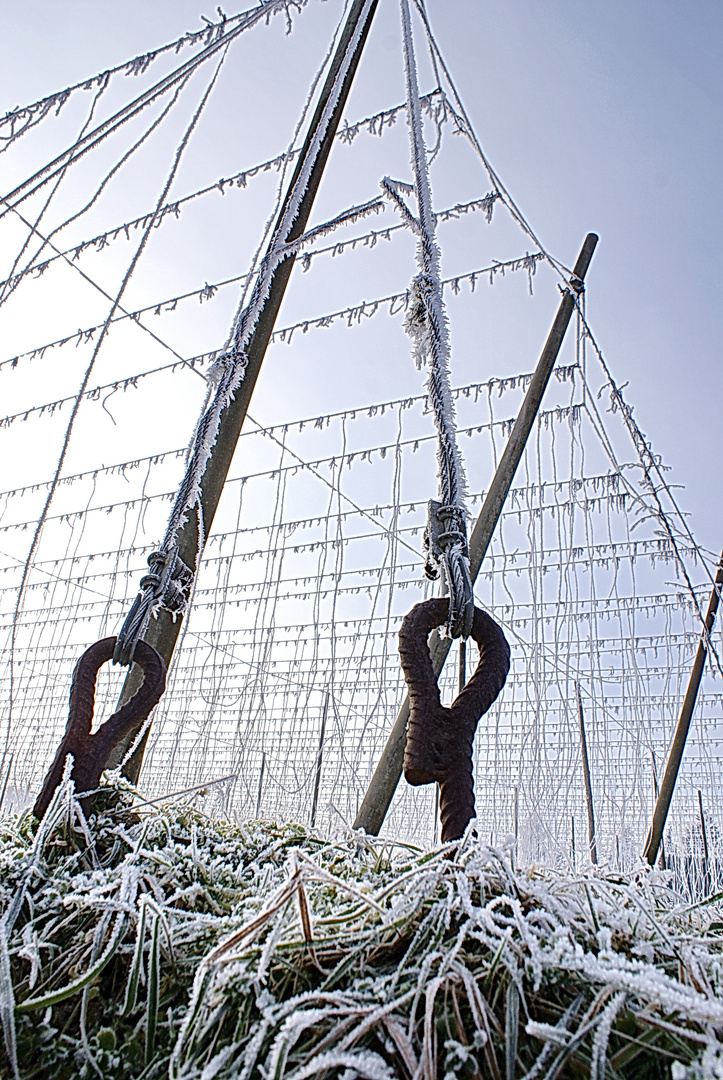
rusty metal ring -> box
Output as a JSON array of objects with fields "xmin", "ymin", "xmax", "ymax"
[
  {"xmin": 399, "ymin": 598, "xmax": 510, "ymax": 842},
  {"xmin": 33, "ymin": 637, "xmax": 166, "ymax": 821}
]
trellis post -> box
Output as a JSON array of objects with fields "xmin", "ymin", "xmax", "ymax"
[
  {"xmin": 643, "ymin": 549, "xmax": 723, "ymax": 866},
  {"xmin": 575, "ymin": 681, "xmax": 598, "ymax": 864}
]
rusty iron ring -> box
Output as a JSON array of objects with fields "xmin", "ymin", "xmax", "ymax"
[
  {"xmin": 33, "ymin": 637, "xmax": 166, "ymax": 821},
  {"xmin": 399, "ymin": 598, "xmax": 510, "ymax": 843}
]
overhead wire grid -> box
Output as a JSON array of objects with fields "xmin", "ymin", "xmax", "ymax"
[{"xmin": 0, "ymin": 0, "xmax": 720, "ymax": 886}]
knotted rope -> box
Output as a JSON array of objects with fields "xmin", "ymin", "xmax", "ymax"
[{"xmin": 395, "ymin": 0, "xmax": 473, "ymax": 639}]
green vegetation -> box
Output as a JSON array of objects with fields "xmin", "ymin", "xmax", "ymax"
[{"xmin": 1, "ymin": 778, "xmax": 722, "ymax": 1078}]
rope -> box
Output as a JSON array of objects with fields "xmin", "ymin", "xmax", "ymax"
[
  {"xmin": 4, "ymin": 52, "xmax": 229, "ymax": 754},
  {"xmin": 0, "ymin": 77, "xmax": 111, "ymax": 310},
  {"xmin": 0, "ymin": 76, "xmax": 192, "ymax": 311},
  {"xmin": 0, "ymin": 0, "xmax": 301, "ymax": 223},
  {"xmin": 0, "ymin": 3, "xmax": 256, "ymax": 154},
  {"xmin": 113, "ymin": 0, "xmax": 377, "ymax": 667},
  {"xmin": 398, "ymin": 0, "xmax": 472, "ymax": 639},
  {"xmin": 0, "ymin": 248, "xmax": 538, "ymax": 377},
  {"xmin": 0, "ymin": 91, "xmax": 451, "ymax": 300}
]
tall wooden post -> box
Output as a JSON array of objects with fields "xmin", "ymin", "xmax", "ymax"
[
  {"xmin": 255, "ymin": 752, "xmax": 266, "ymax": 818},
  {"xmin": 458, "ymin": 640, "xmax": 467, "ymax": 694},
  {"xmin": 643, "ymin": 549, "xmax": 723, "ymax": 866},
  {"xmin": 698, "ymin": 789, "xmax": 710, "ymax": 896},
  {"xmin": 575, "ymin": 682, "xmax": 598, "ymax": 864},
  {"xmin": 353, "ymin": 235, "xmax": 598, "ymax": 835},
  {"xmin": 310, "ymin": 693, "xmax": 329, "ymax": 829},
  {"xmin": 111, "ymin": 0, "xmax": 380, "ymax": 782}
]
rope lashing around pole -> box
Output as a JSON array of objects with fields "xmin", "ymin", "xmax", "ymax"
[
  {"xmin": 400, "ymin": 598, "xmax": 510, "ymax": 842},
  {"xmin": 113, "ymin": 547, "xmax": 193, "ymax": 666},
  {"xmin": 34, "ymin": 637, "xmax": 166, "ymax": 820},
  {"xmin": 395, "ymin": 0, "xmax": 472, "ymax": 639}
]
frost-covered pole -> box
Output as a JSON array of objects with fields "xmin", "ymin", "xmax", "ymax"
[
  {"xmin": 354, "ymin": 235, "xmax": 598, "ymax": 836},
  {"xmin": 112, "ymin": 0, "xmax": 379, "ymax": 783},
  {"xmin": 643, "ymin": 548, "xmax": 723, "ymax": 866}
]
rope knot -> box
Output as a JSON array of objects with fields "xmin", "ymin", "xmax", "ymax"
[
  {"xmin": 403, "ymin": 273, "xmax": 436, "ymax": 368},
  {"xmin": 113, "ymin": 546, "xmax": 193, "ymax": 666},
  {"xmin": 423, "ymin": 500, "xmax": 474, "ymax": 639}
]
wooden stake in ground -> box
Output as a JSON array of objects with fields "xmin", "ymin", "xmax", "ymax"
[
  {"xmin": 353, "ymin": 234, "xmax": 598, "ymax": 835},
  {"xmin": 310, "ymin": 693, "xmax": 329, "ymax": 829},
  {"xmin": 575, "ymin": 682, "xmax": 598, "ymax": 864},
  {"xmin": 643, "ymin": 549, "xmax": 723, "ymax": 866}
]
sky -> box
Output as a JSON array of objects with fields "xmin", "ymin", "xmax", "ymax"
[{"xmin": 0, "ymin": 0, "xmax": 721, "ymax": 551}]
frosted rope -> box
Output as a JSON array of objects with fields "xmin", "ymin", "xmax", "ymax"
[{"xmin": 3, "ymin": 53, "xmax": 229, "ymax": 758}]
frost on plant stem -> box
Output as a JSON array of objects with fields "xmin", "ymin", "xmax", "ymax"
[{"xmin": 0, "ymin": 781, "xmax": 721, "ymax": 1077}]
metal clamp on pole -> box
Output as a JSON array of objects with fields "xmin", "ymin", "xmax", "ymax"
[
  {"xmin": 423, "ymin": 500, "xmax": 474, "ymax": 639},
  {"xmin": 113, "ymin": 546, "xmax": 193, "ymax": 666}
]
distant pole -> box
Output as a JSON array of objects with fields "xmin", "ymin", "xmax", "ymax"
[
  {"xmin": 571, "ymin": 815, "xmax": 576, "ymax": 867},
  {"xmin": 458, "ymin": 639, "xmax": 467, "ymax": 695},
  {"xmin": 255, "ymin": 752, "xmax": 266, "ymax": 819},
  {"xmin": 310, "ymin": 693, "xmax": 329, "ymax": 829},
  {"xmin": 111, "ymin": 0, "xmax": 381, "ymax": 783},
  {"xmin": 575, "ymin": 682, "xmax": 598, "ymax": 864},
  {"xmin": 0, "ymin": 754, "xmax": 13, "ymax": 812},
  {"xmin": 643, "ymin": 549, "xmax": 723, "ymax": 866},
  {"xmin": 649, "ymin": 752, "xmax": 667, "ymax": 870},
  {"xmin": 353, "ymin": 234, "xmax": 599, "ymax": 835},
  {"xmin": 698, "ymin": 789, "xmax": 710, "ymax": 895},
  {"xmin": 698, "ymin": 789, "xmax": 709, "ymax": 863},
  {"xmin": 513, "ymin": 785, "xmax": 519, "ymax": 864}
]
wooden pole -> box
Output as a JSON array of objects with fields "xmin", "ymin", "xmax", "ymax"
[
  {"xmin": 353, "ymin": 234, "xmax": 598, "ymax": 835},
  {"xmin": 0, "ymin": 754, "xmax": 13, "ymax": 812},
  {"xmin": 111, "ymin": 0, "xmax": 380, "ymax": 782},
  {"xmin": 575, "ymin": 681, "xmax": 598, "ymax": 864},
  {"xmin": 649, "ymin": 752, "xmax": 666, "ymax": 870},
  {"xmin": 458, "ymin": 639, "xmax": 467, "ymax": 695},
  {"xmin": 513, "ymin": 785, "xmax": 519, "ymax": 864},
  {"xmin": 255, "ymin": 752, "xmax": 266, "ymax": 819},
  {"xmin": 698, "ymin": 789, "xmax": 710, "ymax": 895},
  {"xmin": 643, "ymin": 549, "xmax": 723, "ymax": 866},
  {"xmin": 310, "ymin": 693, "xmax": 329, "ymax": 829},
  {"xmin": 698, "ymin": 789, "xmax": 709, "ymax": 863}
]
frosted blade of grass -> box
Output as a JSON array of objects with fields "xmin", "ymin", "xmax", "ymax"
[
  {"xmin": 145, "ymin": 912, "xmax": 160, "ymax": 1066},
  {"xmin": 15, "ymin": 909, "xmax": 128, "ymax": 1012},
  {"xmin": 122, "ymin": 897, "xmax": 148, "ymax": 1016},
  {"xmin": 506, "ymin": 981, "xmax": 520, "ymax": 1080}
]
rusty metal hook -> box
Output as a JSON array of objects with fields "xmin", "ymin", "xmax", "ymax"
[
  {"xmin": 399, "ymin": 598, "xmax": 510, "ymax": 843},
  {"xmin": 33, "ymin": 637, "xmax": 166, "ymax": 821}
]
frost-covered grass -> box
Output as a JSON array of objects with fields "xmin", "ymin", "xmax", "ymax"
[{"xmin": 2, "ymin": 780, "xmax": 723, "ymax": 1079}]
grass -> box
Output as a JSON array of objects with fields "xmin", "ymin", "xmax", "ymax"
[{"xmin": 1, "ymin": 776, "xmax": 722, "ymax": 1079}]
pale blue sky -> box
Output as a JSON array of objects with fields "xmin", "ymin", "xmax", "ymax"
[{"xmin": 1, "ymin": 0, "xmax": 721, "ymax": 552}]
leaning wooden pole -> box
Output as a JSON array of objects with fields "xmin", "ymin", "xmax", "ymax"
[
  {"xmin": 643, "ymin": 549, "xmax": 723, "ymax": 866},
  {"xmin": 111, "ymin": 0, "xmax": 379, "ymax": 782},
  {"xmin": 353, "ymin": 234, "xmax": 598, "ymax": 834}
]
